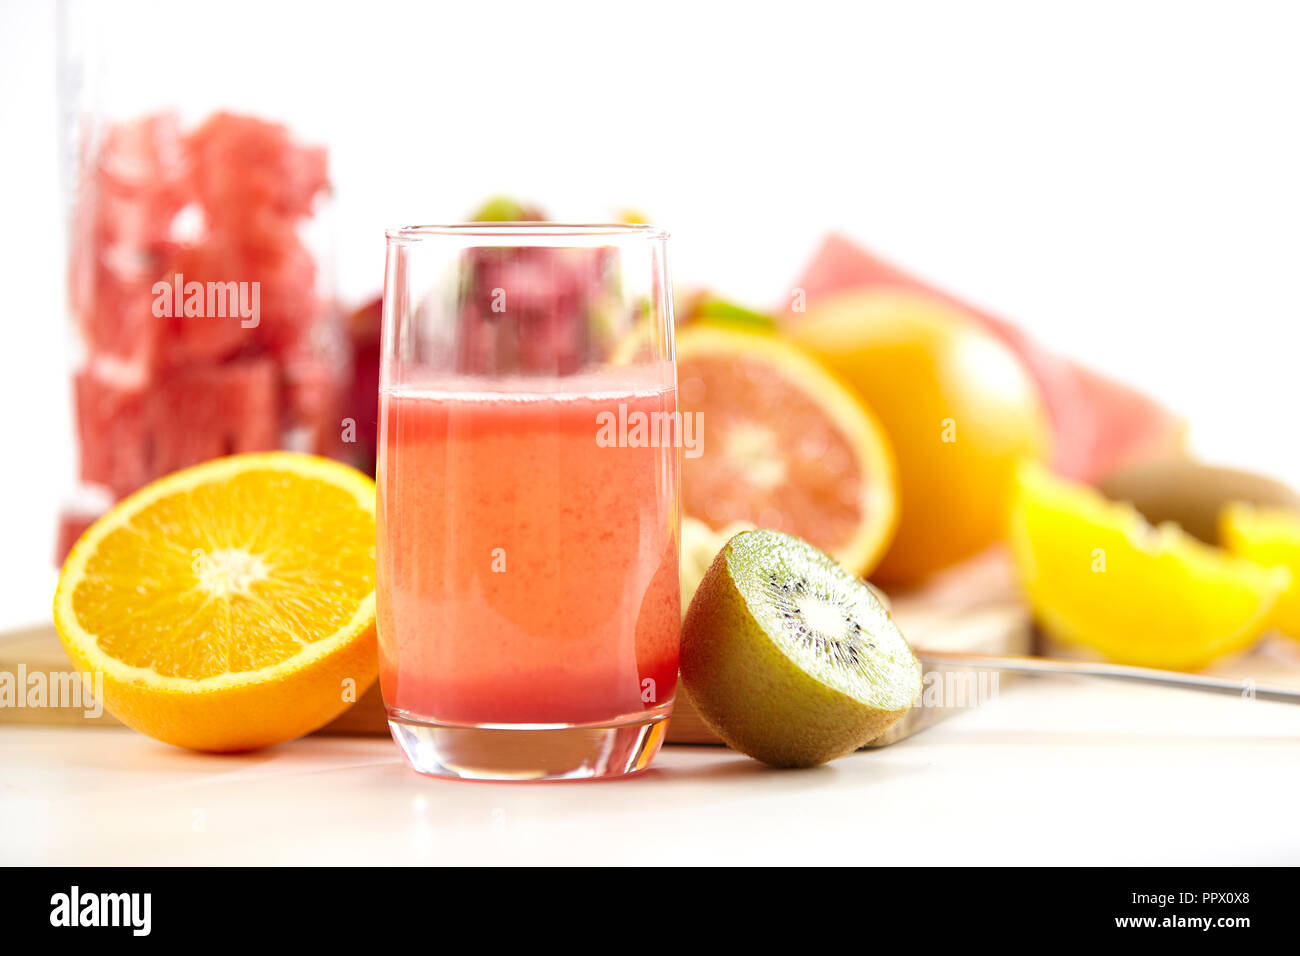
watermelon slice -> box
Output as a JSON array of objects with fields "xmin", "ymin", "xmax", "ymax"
[{"xmin": 782, "ymin": 234, "xmax": 1184, "ymax": 481}]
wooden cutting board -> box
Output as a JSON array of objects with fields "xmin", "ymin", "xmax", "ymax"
[{"xmin": 1, "ymin": 553, "xmax": 1030, "ymax": 746}]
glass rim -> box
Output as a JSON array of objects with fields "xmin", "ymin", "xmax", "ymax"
[{"xmin": 385, "ymin": 222, "xmax": 670, "ymax": 243}]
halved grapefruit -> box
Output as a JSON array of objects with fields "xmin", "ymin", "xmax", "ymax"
[{"xmin": 676, "ymin": 325, "xmax": 898, "ymax": 577}]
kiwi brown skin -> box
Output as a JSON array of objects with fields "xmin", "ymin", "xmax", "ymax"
[
  {"xmin": 1099, "ymin": 459, "xmax": 1300, "ymax": 545},
  {"xmin": 679, "ymin": 537, "xmax": 915, "ymax": 769}
]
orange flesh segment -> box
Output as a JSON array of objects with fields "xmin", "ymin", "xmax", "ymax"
[{"xmin": 70, "ymin": 469, "xmax": 375, "ymax": 679}]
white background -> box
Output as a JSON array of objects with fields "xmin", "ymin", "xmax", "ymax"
[{"xmin": 2, "ymin": 0, "xmax": 1298, "ymax": 628}]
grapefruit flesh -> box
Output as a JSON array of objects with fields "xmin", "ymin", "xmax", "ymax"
[{"xmin": 676, "ymin": 326, "xmax": 898, "ymax": 577}]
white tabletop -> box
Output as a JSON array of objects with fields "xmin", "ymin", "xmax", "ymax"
[{"xmin": 3, "ymin": 672, "xmax": 1298, "ymax": 866}]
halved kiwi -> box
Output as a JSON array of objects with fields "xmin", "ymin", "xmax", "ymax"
[{"xmin": 680, "ymin": 529, "xmax": 921, "ymax": 768}]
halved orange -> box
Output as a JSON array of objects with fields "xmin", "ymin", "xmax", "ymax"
[
  {"xmin": 676, "ymin": 325, "xmax": 898, "ymax": 577},
  {"xmin": 53, "ymin": 452, "xmax": 377, "ymax": 751}
]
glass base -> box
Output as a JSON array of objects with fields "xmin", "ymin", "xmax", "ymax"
[{"xmin": 387, "ymin": 704, "xmax": 673, "ymax": 781}]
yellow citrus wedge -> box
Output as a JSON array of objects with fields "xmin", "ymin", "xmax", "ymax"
[
  {"xmin": 1221, "ymin": 503, "xmax": 1300, "ymax": 640},
  {"xmin": 53, "ymin": 452, "xmax": 378, "ymax": 751},
  {"xmin": 1009, "ymin": 463, "xmax": 1288, "ymax": 670},
  {"xmin": 676, "ymin": 325, "xmax": 899, "ymax": 578}
]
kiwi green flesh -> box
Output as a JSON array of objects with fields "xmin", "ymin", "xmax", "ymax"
[
  {"xmin": 726, "ymin": 529, "xmax": 919, "ymax": 714},
  {"xmin": 680, "ymin": 528, "xmax": 922, "ymax": 767}
]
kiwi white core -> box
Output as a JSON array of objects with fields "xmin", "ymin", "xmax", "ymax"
[{"xmin": 725, "ymin": 529, "xmax": 921, "ymax": 710}]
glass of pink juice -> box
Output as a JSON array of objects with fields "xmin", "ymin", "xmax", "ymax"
[{"xmin": 377, "ymin": 224, "xmax": 680, "ymax": 780}]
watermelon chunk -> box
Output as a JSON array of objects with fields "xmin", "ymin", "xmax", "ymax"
[
  {"xmin": 154, "ymin": 359, "xmax": 280, "ymax": 467},
  {"xmin": 70, "ymin": 110, "xmax": 332, "ymax": 377},
  {"xmin": 245, "ymin": 230, "xmax": 321, "ymax": 358},
  {"xmin": 61, "ymin": 109, "xmax": 341, "ymax": 563},
  {"xmin": 186, "ymin": 112, "xmax": 329, "ymax": 224},
  {"xmin": 87, "ymin": 114, "xmax": 191, "ymax": 249},
  {"xmin": 155, "ymin": 237, "xmax": 256, "ymax": 367},
  {"xmin": 69, "ymin": 115, "xmax": 192, "ymax": 379},
  {"xmin": 74, "ymin": 371, "xmax": 154, "ymax": 496},
  {"xmin": 75, "ymin": 360, "xmax": 279, "ymax": 498},
  {"xmin": 155, "ymin": 226, "xmax": 320, "ymax": 366},
  {"xmin": 782, "ymin": 234, "xmax": 1184, "ymax": 482}
]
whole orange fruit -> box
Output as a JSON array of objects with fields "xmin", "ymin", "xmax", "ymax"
[{"xmin": 786, "ymin": 290, "xmax": 1049, "ymax": 584}]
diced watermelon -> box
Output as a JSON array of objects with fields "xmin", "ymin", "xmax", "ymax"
[
  {"xmin": 75, "ymin": 360, "xmax": 279, "ymax": 498},
  {"xmin": 89, "ymin": 114, "xmax": 191, "ymax": 248},
  {"xmin": 61, "ymin": 109, "xmax": 341, "ymax": 565},
  {"xmin": 74, "ymin": 259, "xmax": 167, "ymax": 383},
  {"xmin": 69, "ymin": 115, "xmax": 192, "ymax": 379},
  {"xmin": 155, "ymin": 359, "xmax": 280, "ymax": 467},
  {"xmin": 155, "ymin": 238, "xmax": 256, "ymax": 367},
  {"xmin": 782, "ymin": 234, "xmax": 1185, "ymax": 481},
  {"xmin": 186, "ymin": 112, "xmax": 329, "ymax": 223},
  {"xmin": 75, "ymin": 371, "xmax": 153, "ymax": 496},
  {"xmin": 246, "ymin": 232, "xmax": 321, "ymax": 358},
  {"xmin": 70, "ymin": 108, "xmax": 333, "ymax": 382}
]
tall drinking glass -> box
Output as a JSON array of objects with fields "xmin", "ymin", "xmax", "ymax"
[{"xmin": 377, "ymin": 224, "xmax": 680, "ymax": 780}]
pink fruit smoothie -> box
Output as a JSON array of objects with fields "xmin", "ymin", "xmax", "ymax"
[{"xmin": 376, "ymin": 372, "xmax": 680, "ymax": 726}]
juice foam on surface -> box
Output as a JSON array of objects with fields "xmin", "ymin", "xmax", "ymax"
[{"xmin": 377, "ymin": 370, "xmax": 680, "ymax": 725}]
